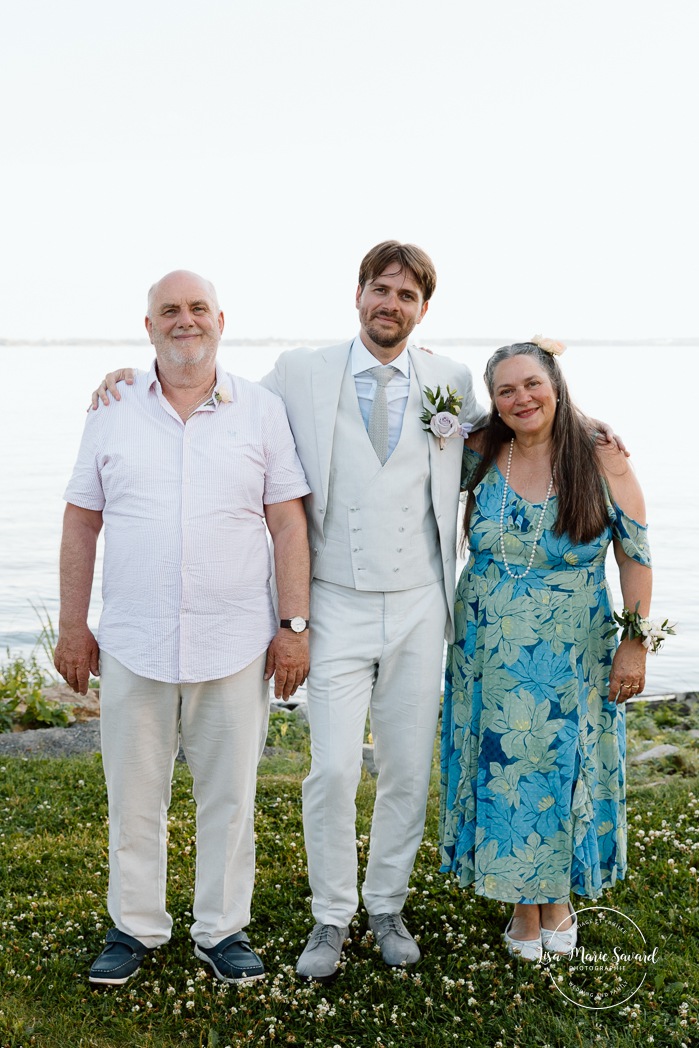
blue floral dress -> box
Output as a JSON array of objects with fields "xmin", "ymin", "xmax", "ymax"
[{"xmin": 439, "ymin": 447, "xmax": 651, "ymax": 903}]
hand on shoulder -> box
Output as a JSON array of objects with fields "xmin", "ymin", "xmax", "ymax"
[
  {"xmin": 596, "ymin": 439, "xmax": 630, "ymax": 475},
  {"xmin": 91, "ymin": 368, "xmax": 137, "ymax": 410},
  {"xmin": 597, "ymin": 444, "xmax": 646, "ymax": 523}
]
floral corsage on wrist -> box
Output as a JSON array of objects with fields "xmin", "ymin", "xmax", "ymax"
[
  {"xmin": 421, "ymin": 385, "xmax": 473, "ymax": 449},
  {"xmin": 607, "ymin": 602, "xmax": 676, "ymax": 653}
]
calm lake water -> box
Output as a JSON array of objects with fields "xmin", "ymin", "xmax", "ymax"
[{"xmin": 0, "ymin": 340, "xmax": 695, "ymax": 695}]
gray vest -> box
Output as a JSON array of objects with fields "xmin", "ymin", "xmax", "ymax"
[{"xmin": 313, "ymin": 359, "xmax": 443, "ymax": 592}]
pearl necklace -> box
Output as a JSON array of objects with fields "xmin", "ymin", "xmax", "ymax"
[{"xmin": 498, "ymin": 438, "xmax": 555, "ymax": 580}]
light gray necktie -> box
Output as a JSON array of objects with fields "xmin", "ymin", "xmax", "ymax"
[{"xmin": 367, "ymin": 365, "xmax": 396, "ymax": 464}]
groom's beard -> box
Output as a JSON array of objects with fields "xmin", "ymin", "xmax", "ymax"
[{"xmin": 362, "ymin": 309, "xmax": 414, "ymax": 349}]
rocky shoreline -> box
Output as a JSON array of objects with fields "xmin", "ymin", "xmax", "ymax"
[
  {"xmin": 0, "ymin": 717, "xmax": 103, "ymax": 758},
  {"xmin": 0, "ymin": 687, "xmax": 310, "ymax": 760},
  {"xmin": 0, "ymin": 685, "xmax": 102, "ymax": 758},
  {"xmin": 1, "ymin": 689, "xmax": 696, "ymax": 762}
]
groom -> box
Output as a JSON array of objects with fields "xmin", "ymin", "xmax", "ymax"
[
  {"xmin": 259, "ymin": 242, "xmax": 487, "ymax": 978},
  {"xmin": 91, "ymin": 242, "xmax": 488, "ymax": 979}
]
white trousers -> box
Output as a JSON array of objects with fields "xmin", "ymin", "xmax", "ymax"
[
  {"xmin": 99, "ymin": 651, "xmax": 269, "ymax": 949},
  {"xmin": 303, "ymin": 579, "xmax": 447, "ymax": 926}
]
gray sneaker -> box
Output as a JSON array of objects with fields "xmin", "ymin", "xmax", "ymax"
[
  {"xmin": 296, "ymin": 923, "xmax": 349, "ymax": 980},
  {"xmin": 368, "ymin": 913, "xmax": 420, "ymax": 966}
]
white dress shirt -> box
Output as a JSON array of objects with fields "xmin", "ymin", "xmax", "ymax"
[
  {"xmin": 64, "ymin": 362, "xmax": 310, "ymax": 684},
  {"xmin": 351, "ymin": 338, "xmax": 411, "ymax": 459}
]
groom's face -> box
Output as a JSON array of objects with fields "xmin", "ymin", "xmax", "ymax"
[{"xmin": 356, "ymin": 265, "xmax": 428, "ymax": 354}]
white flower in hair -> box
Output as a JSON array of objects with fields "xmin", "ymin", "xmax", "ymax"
[{"xmin": 530, "ymin": 334, "xmax": 566, "ymax": 356}]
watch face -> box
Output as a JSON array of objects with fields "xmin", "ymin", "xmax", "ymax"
[{"xmin": 290, "ymin": 616, "xmax": 306, "ymax": 633}]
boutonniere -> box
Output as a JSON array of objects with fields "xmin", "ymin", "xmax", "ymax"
[
  {"xmin": 214, "ymin": 388, "xmax": 232, "ymax": 404},
  {"xmin": 420, "ymin": 385, "xmax": 472, "ymax": 449}
]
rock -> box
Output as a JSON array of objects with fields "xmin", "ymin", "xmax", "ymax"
[
  {"xmin": 0, "ymin": 719, "xmax": 102, "ymax": 758},
  {"xmin": 630, "ymin": 744, "xmax": 680, "ymax": 764},
  {"xmin": 687, "ymin": 730, "xmax": 699, "ymax": 739}
]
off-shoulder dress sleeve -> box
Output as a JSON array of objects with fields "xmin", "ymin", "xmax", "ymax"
[{"xmin": 609, "ymin": 499, "xmax": 652, "ymax": 567}]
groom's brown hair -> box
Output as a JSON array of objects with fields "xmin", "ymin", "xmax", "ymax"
[{"xmin": 358, "ymin": 241, "xmax": 437, "ymax": 302}]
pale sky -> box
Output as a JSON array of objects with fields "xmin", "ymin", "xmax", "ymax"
[{"xmin": 2, "ymin": 0, "xmax": 697, "ymax": 342}]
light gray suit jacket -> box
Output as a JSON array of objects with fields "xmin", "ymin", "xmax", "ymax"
[{"xmin": 260, "ymin": 340, "xmax": 487, "ymax": 641}]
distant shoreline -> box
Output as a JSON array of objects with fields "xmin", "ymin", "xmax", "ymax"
[{"xmin": 2, "ymin": 337, "xmax": 698, "ymax": 348}]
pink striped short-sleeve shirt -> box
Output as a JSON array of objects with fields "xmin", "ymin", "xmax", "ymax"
[{"xmin": 64, "ymin": 362, "xmax": 310, "ymax": 683}]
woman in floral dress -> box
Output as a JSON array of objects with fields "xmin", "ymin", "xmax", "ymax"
[{"xmin": 439, "ymin": 340, "xmax": 652, "ymax": 960}]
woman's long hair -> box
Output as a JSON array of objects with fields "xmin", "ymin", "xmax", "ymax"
[{"xmin": 462, "ymin": 343, "xmax": 609, "ymax": 550}]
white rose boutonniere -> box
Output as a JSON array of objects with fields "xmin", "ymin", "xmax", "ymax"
[
  {"xmin": 421, "ymin": 385, "xmax": 469, "ymax": 449},
  {"xmin": 430, "ymin": 411, "xmax": 460, "ymax": 441},
  {"xmin": 215, "ymin": 388, "xmax": 232, "ymax": 404}
]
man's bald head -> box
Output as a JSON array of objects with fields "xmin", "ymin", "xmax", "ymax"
[{"xmin": 146, "ymin": 270, "xmax": 220, "ymax": 318}]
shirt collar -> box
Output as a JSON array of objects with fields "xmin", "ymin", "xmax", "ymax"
[
  {"xmin": 147, "ymin": 360, "xmax": 235, "ymax": 408},
  {"xmin": 350, "ymin": 337, "xmax": 411, "ymax": 379}
]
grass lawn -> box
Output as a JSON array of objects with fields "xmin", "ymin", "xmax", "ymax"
[{"xmin": 1, "ymin": 706, "xmax": 698, "ymax": 1048}]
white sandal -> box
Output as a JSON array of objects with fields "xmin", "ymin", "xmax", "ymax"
[
  {"xmin": 541, "ymin": 903, "xmax": 578, "ymax": 955},
  {"xmin": 503, "ymin": 917, "xmax": 542, "ymax": 962}
]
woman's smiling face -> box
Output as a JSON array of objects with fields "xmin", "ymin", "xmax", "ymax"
[{"xmin": 492, "ymin": 354, "xmax": 558, "ymax": 438}]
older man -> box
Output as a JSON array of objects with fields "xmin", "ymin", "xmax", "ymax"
[{"xmin": 55, "ymin": 270, "xmax": 311, "ymax": 986}]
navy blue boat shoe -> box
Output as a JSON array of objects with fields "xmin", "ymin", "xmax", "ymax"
[
  {"xmin": 89, "ymin": 928, "xmax": 150, "ymax": 985},
  {"xmin": 194, "ymin": 930, "xmax": 265, "ymax": 983}
]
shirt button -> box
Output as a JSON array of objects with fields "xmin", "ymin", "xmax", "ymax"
[
  {"xmin": 393, "ymin": 567, "xmax": 400, "ymax": 572},
  {"xmin": 350, "ymin": 507, "xmax": 358, "ymax": 512},
  {"xmin": 396, "ymin": 548, "xmax": 402, "ymax": 553},
  {"xmin": 398, "ymin": 526, "xmax": 405, "ymax": 533},
  {"xmin": 402, "ymin": 506, "xmax": 408, "ymax": 512}
]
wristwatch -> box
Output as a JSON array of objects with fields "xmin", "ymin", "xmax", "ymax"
[{"xmin": 280, "ymin": 617, "xmax": 310, "ymax": 633}]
